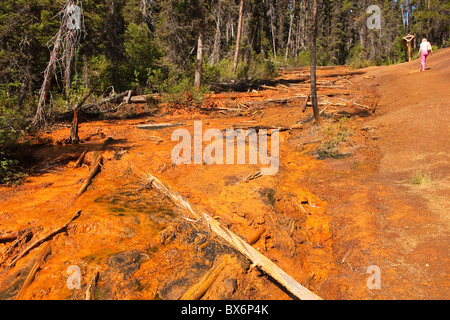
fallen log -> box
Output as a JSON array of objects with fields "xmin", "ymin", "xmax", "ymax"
[
  {"xmin": 76, "ymin": 137, "xmax": 112, "ymax": 196},
  {"xmin": 73, "ymin": 150, "xmax": 88, "ymax": 168},
  {"xmin": 289, "ymin": 84, "xmax": 346, "ymax": 89},
  {"xmin": 352, "ymin": 102, "xmax": 370, "ymax": 110},
  {"xmin": 136, "ymin": 122, "xmax": 185, "ymax": 130},
  {"xmin": 337, "ymin": 98, "xmax": 371, "ymax": 110},
  {"xmin": 2, "ymin": 229, "xmax": 34, "ymax": 263},
  {"xmin": 206, "ymin": 93, "xmax": 264, "ymax": 100},
  {"xmin": 15, "ymin": 241, "xmax": 52, "ymax": 300},
  {"xmin": 179, "ymin": 255, "xmax": 231, "ymax": 300},
  {"xmin": 320, "ymin": 70, "xmax": 366, "ymax": 77},
  {"xmin": 230, "ymin": 124, "xmax": 293, "ymax": 132},
  {"xmin": 147, "ymin": 174, "xmax": 322, "ymax": 300},
  {"xmin": 77, "ymin": 155, "xmax": 103, "ymax": 197},
  {"xmin": 122, "ymin": 94, "xmax": 160, "ymax": 103},
  {"xmin": 8, "ymin": 211, "xmax": 81, "ymax": 267},
  {"xmin": 0, "ymin": 231, "xmax": 19, "ymax": 243}
]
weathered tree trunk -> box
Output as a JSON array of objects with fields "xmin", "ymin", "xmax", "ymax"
[
  {"xmin": 233, "ymin": 0, "xmax": 244, "ymax": 72},
  {"xmin": 67, "ymin": 79, "xmax": 100, "ymax": 144},
  {"xmin": 269, "ymin": 2, "xmax": 277, "ymax": 60},
  {"xmin": 400, "ymin": 1, "xmax": 405, "ymax": 30},
  {"xmin": 194, "ymin": 28, "xmax": 204, "ymax": 90},
  {"xmin": 285, "ymin": 0, "xmax": 295, "ymax": 62},
  {"xmin": 310, "ymin": 0, "xmax": 322, "ymax": 125},
  {"xmin": 210, "ymin": 9, "xmax": 221, "ymax": 65},
  {"xmin": 361, "ymin": 0, "xmax": 368, "ymax": 59},
  {"xmin": 33, "ymin": 31, "xmax": 63, "ymax": 127},
  {"xmin": 69, "ymin": 108, "xmax": 80, "ymax": 144}
]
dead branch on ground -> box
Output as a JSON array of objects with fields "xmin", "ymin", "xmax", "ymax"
[
  {"xmin": 179, "ymin": 255, "xmax": 231, "ymax": 300},
  {"xmin": 15, "ymin": 241, "xmax": 52, "ymax": 300},
  {"xmin": 77, "ymin": 155, "xmax": 102, "ymax": 197},
  {"xmin": 146, "ymin": 174, "xmax": 322, "ymax": 300},
  {"xmin": 8, "ymin": 211, "xmax": 81, "ymax": 267},
  {"xmin": 73, "ymin": 150, "xmax": 88, "ymax": 168}
]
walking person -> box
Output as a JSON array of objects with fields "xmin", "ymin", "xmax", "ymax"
[{"xmin": 418, "ymin": 38, "xmax": 433, "ymax": 72}]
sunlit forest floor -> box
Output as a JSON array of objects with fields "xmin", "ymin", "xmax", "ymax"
[{"xmin": 0, "ymin": 49, "xmax": 449, "ymax": 300}]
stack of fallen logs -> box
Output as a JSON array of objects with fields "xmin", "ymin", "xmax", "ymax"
[
  {"xmin": 202, "ymin": 69, "xmax": 375, "ymax": 117},
  {"xmin": 57, "ymin": 68, "xmax": 372, "ymax": 122}
]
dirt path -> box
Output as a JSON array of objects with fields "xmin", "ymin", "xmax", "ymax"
[{"xmin": 314, "ymin": 48, "xmax": 450, "ymax": 299}]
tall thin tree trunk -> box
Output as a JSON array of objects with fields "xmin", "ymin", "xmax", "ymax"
[
  {"xmin": 269, "ymin": 2, "xmax": 277, "ymax": 60},
  {"xmin": 211, "ymin": 14, "xmax": 221, "ymax": 65},
  {"xmin": 233, "ymin": 0, "xmax": 244, "ymax": 72},
  {"xmin": 310, "ymin": 0, "xmax": 321, "ymax": 125},
  {"xmin": 400, "ymin": 0, "xmax": 405, "ymax": 30},
  {"xmin": 194, "ymin": 29, "xmax": 204, "ymax": 90},
  {"xmin": 69, "ymin": 108, "xmax": 80, "ymax": 144},
  {"xmin": 285, "ymin": 0, "xmax": 295, "ymax": 62}
]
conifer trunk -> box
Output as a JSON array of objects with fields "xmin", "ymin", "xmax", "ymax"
[
  {"xmin": 194, "ymin": 29, "xmax": 204, "ymax": 90},
  {"xmin": 233, "ymin": 0, "xmax": 244, "ymax": 72},
  {"xmin": 310, "ymin": 0, "xmax": 322, "ymax": 125}
]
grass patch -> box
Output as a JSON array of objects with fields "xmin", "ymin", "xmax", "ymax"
[
  {"xmin": 260, "ymin": 188, "xmax": 277, "ymax": 208},
  {"xmin": 316, "ymin": 117, "xmax": 354, "ymax": 158},
  {"xmin": 409, "ymin": 172, "xmax": 432, "ymax": 186}
]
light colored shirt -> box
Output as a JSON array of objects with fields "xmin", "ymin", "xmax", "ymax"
[{"xmin": 420, "ymin": 41, "xmax": 432, "ymax": 54}]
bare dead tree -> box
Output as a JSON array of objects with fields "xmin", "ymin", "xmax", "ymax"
[
  {"xmin": 233, "ymin": 0, "xmax": 244, "ymax": 73},
  {"xmin": 268, "ymin": 1, "xmax": 277, "ymax": 60},
  {"xmin": 210, "ymin": 4, "xmax": 222, "ymax": 65},
  {"xmin": 310, "ymin": 0, "xmax": 322, "ymax": 125},
  {"xmin": 285, "ymin": 0, "xmax": 296, "ymax": 62},
  {"xmin": 194, "ymin": 28, "xmax": 204, "ymax": 90},
  {"xmin": 33, "ymin": 0, "xmax": 84, "ymax": 128}
]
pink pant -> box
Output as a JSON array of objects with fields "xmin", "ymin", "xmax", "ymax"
[{"xmin": 421, "ymin": 51, "xmax": 429, "ymax": 71}]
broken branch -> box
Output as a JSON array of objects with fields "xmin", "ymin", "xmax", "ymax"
[
  {"xmin": 8, "ymin": 211, "xmax": 81, "ymax": 267},
  {"xmin": 15, "ymin": 241, "xmax": 52, "ymax": 300},
  {"xmin": 73, "ymin": 150, "xmax": 88, "ymax": 168},
  {"xmin": 0, "ymin": 231, "xmax": 19, "ymax": 243},
  {"xmin": 147, "ymin": 174, "xmax": 322, "ymax": 300},
  {"xmin": 179, "ymin": 255, "xmax": 231, "ymax": 300},
  {"xmin": 77, "ymin": 155, "xmax": 103, "ymax": 197}
]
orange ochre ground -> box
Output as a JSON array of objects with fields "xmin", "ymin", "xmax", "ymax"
[{"xmin": 0, "ymin": 50, "xmax": 449, "ymax": 300}]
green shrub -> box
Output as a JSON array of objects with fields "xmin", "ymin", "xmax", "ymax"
[
  {"xmin": 347, "ymin": 45, "xmax": 372, "ymax": 69},
  {"xmin": 296, "ymin": 50, "xmax": 311, "ymax": 67},
  {"xmin": 409, "ymin": 171, "xmax": 432, "ymax": 186},
  {"xmin": 212, "ymin": 55, "xmax": 278, "ymax": 82},
  {"xmin": 0, "ymin": 106, "xmax": 28, "ymax": 184}
]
